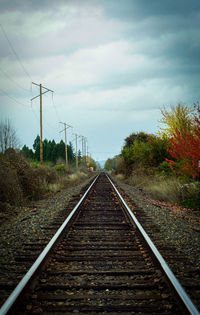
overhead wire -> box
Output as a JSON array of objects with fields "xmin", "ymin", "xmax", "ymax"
[
  {"xmin": 0, "ymin": 66, "xmax": 30, "ymax": 93},
  {"xmin": 0, "ymin": 23, "xmax": 32, "ymax": 82},
  {"xmin": 52, "ymin": 92, "xmax": 61, "ymax": 122},
  {"xmin": 0, "ymin": 88, "xmax": 29, "ymax": 107},
  {"xmin": 0, "ymin": 25, "xmax": 88, "ymax": 155}
]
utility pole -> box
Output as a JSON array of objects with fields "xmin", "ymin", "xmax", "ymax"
[
  {"xmin": 83, "ymin": 137, "xmax": 87, "ymax": 164},
  {"xmin": 31, "ymin": 82, "xmax": 53, "ymax": 164},
  {"xmin": 81, "ymin": 136, "xmax": 84, "ymax": 163},
  {"xmin": 59, "ymin": 122, "xmax": 72, "ymax": 169},
  {"xmin": 73, "ymin": 133, "xmax": 78, "ymax": 169},
  {"xmin": 86, "ymin": 143, "xmax": 89, "ymax": 162}
]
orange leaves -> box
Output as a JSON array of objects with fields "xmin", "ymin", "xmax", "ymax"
[{"xmin": 166, "ymin": 105, "xmax": 200, "ymax": 179}]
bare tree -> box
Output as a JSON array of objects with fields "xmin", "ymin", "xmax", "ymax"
[{"xmin": 0, "ymin": 119, "xmax": 20, "ymax": 153}]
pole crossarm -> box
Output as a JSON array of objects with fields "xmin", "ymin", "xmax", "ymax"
[
  {"xmin": 32, "ymin": 82, "xmax": 54, "ymax": 93},
  {"xmin": 31, "ymin": 90, "xmax": 51, "ymax": 101},
  {"xmin": 59, "ymin": 122, "xmax": 72, "ymax": 133}
]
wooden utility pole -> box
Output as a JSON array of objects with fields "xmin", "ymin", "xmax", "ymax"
[
  {"xmin": 31, "ymin": 82, "xmax": 53, "ymax": 164},
  {"xmin": 86, "ymin": 139, "xmax": 89, "ymax": 164},
  {"xmin": 75, "ymin": 134, "xmax": 78, "ymax": 169},
  {"xmin": 82, "ymin": 136, "xmax": 84, "ymax": 162},
  {"xmin": 59, "ymin": 122, "xmax": 72, "ymax": 169},
  {"xmin": 84, "ymin": 137, "xmax": 87, "ymax": 164},
  {"xmin": 39, "ymin": 84, "xmax": 42, "ymax": 164}
]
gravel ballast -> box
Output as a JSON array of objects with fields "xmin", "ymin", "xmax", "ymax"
[
  {"xmin": 0, "ymin": 175, "xmax": 96, "ymax": 297},
  {"xmin": 111, "ymin": 175, "xmax": 200, "ymax": 270}
]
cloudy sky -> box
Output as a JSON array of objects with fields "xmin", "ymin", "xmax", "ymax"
[{"xmin": 0, "ymin": 0, "xmax": 200, "ymax": 162}]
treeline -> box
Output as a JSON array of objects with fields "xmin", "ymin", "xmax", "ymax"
[
  {"xmin": 105, "ymin": 104, "xmax": 200, "ymax": 209},
  {"xmin": 21, "ymin": 135, "xmax": 77, "ymax": 164},
  {"xmin": 105, "ymin": 132, "xmax": 170, "ymax": 176},
  {"xmin": 105, "ymin": 104, "xmax": 200, "ymax": 180}
]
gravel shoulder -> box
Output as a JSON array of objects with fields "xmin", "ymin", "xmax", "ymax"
[
  {"xmin": 0, "ymin": 174, "xmax": 96, "ymax": 284},
  {"xmin": 111, "ymin": 175, "xmax": 200, "ymax": 269}
]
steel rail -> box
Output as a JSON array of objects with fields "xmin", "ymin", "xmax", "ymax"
[
  {"xmin": 0, "ymin": 174, "xmax": 99, "ymax": 315},
  {"xmin": 106, "ymin": 174, "xmax": 199, "ymax": 315}
]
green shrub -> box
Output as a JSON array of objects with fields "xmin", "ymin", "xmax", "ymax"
[
  {"xmin": 54, "ymin": 164, "xmax": 67, "ymax": 175},
  {"xmin": 30, "ymin": 161, "xmax": 40, "ymax": 168},
  {"xmin": 157, "ymin": 161, "xmax": 173, "ymax": 176}
]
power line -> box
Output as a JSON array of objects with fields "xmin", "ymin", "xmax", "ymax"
[
  {"xmin": 52, "ymin": 93, "xmax": 61, "ymax": 122},
  {"xmin": 0, "ymin": 88, "xmax": 29, "ymax": 107},
  {"xmin": 0, "ymin": 66, "xmax": 30, "ymax": 93},
  {"xmin": 0, "ymin": 23, "xmax": 32, "ymax": 81}
]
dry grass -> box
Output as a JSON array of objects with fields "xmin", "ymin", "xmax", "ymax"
[
  {"xmin": 116, "ymin": 174, "xmax": 125, "ymax": 181},
  {"xmin": 48, "ymin": 171, "xmax": 88, "ymax": 192},
  {"xmin": 0, "ymin": 150, "xmax": 89, "ymax": 207},
  {"xmin": 144, "ymin": 177, "xmax": 182, "ymax": 203},
  {"xmin": 143, "ymin": 176, "xmax": 198, "ymax": 204},
  {"xmin": 125, "ymin": 172, "xmax": 199, "ymax": 205}
]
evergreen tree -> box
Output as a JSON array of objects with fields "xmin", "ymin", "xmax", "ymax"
[
  {"xmin": 68, "ymin": 141, "xmax": 75, "ymax": 163},
  {"xmin": 56, "ymin": 140, "xmax": 65, "ymax": 161},
  {"xmin": 33, "ymin": 135, "xmax": 40, "ymax": 161},
  {"xmin": 51, "ymin": 140, "xmax": 57, "ymax": 163},
  {"xmin": 21, "ymin": 145, "xmax": 34, "ymax": 160},
  {"xmin": 78, "ymin": 149, "xmax": 82, "ymax": 164},
  {"xmin": 43, "ymin": 139, "xmax": 48, "ymax": 161},
  {"xmin": 32, "ymin": 136, "xmax": 76, "ymax": 164}
]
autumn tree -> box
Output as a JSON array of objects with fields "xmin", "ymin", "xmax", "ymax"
[
  {"xmin": 159, "ymin": 104, "xmax": 194, "ymax": 137},
  {"xmin": 166, "ymin": 105, "xmax": 200, "ymax": 178}
]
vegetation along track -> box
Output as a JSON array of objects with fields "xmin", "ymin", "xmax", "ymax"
[{"xmin": 0, "ymin": 173, "xmax": 199, "ymax": 314}]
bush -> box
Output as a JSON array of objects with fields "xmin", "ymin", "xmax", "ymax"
[
  {"xmin": 54, "ymin": 164, "xmax": 67, "ymax": 175},
  {"xmin": 0, "ymin": 158, "xmax": 23, "ymax": 206},
  {"xmin": 157, "ymin": 161, "xmax": 173, "ymax": 176},
  {"xmin": 34, "ymin": 165, "xmax": 58, "ymax": 184},
  {"xmin": 0, "ymin": 150, "xmax": 43, "ymax": 204},
  {"xmin": 0, "ymin": 150, "xmax": 58, "ymax": 205},
  {"xmin": 0, "ymin": 150, "xmax": 89, "ymax": 208}
]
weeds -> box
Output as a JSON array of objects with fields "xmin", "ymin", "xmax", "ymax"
[
  {"xmin": 119, "ymin": 169, "xmax": 199, "ymax": 210},
  {"xmin": 0, "ymin": 150, "xmax": 89, "ymax": 208}
]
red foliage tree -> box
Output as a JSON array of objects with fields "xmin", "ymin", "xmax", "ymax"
[{"xmin": 166, "ymin": 105, "xmax": 200, "ymax": 178}]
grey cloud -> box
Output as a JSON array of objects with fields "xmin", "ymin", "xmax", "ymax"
[{"xmin": 102, "ymin": 0, "xmax": 200, "ymax": 21}]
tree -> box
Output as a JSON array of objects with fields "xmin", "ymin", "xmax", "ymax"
[
  {"xmin": 33, "ymin": 135, "xmax": 40, "ymax": 161},
  {"xmin": 159, "ymin": 104, "xmax": 194, "ymax": 137},
  {"xmin": 121, "ymin": 132, "xmax": 169, "ymax": 175},
  {"xmin": 124, "ymin": 132, "xmax": 150, "ymax": 147},
  {"xmin": 0, "ymin": 119, "xmax": 20, "ymax": 153},
  {"xmin": 56, "ymin": 140, "xmax": 65, "ymax": 161},
  {"xmin": 21, "ymin": 145, "xmax": 34, "ymax": 160},
  {"xmin": 67, "ymin": 142, "xmax": 75, "ymax": 163},
  {"xmin": 166, "ymin": 105, "xmax": 200, "ymax": 178}
]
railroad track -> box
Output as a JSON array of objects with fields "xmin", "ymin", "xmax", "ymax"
[{"xmin": 0, "ymin": 172, "xmax": 199, "ymax": 314}]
